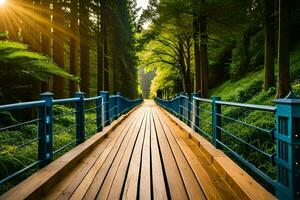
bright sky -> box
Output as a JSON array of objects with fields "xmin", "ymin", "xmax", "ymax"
[
  {"xmin": 136, "ymin": 0, "xmax": 149, "ymax": 17},
  {"xmin": 136, "ymin": 0, "xmax": 150, "ymax": 29}
]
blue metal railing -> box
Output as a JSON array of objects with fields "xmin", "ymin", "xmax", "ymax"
[
  {"xmin": 155, "ymin": 92, "xmax": 300, "ymax": 200},
  {"xmin": 0, "ymin": 91, "xmax": 142, "ymax": 186}
]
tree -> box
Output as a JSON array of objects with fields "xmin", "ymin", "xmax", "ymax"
[
  {"xmin": 276, "ymin": 0, "xmax": 291, "ymax": 98},
  {"xmin": 96, "ymin": 0, "xmax": 104, "ymax": 93},
  {"xmin": 199, "ymin": 0, "xmax": 209, "ymax": 97},
  {"xmin": 52, "ymin": 0, "xmax": 65, "ymax": 98},
  {"xmin": 40, "ymin": 0, "xmax": 51, "ymax": 92},
  {"xmin": 79, "ymin": 0, "xmax": 90, "ymax": 96},
  {"xmin": 69, "ymin": 0, "xmax": 79, "ymax": 96},
  {"xmin": 193, "ymin": 12, "xmax": 201, "ymax": 93},
  {"xmin": 263, "ymin": 0, "xmax": 275, "ymax": 90}
]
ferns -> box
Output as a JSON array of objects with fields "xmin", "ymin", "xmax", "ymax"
[{"xmin": 0, "ymin": 40, "xmax": 78, "ymax": 83}]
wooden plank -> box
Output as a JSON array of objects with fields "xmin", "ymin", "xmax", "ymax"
[
  {"xmin": 0, "ymin": 103, "xmax": 140, "ymax": 200},
  {"xmin": 99, "ymin": 107, "xmax": 148, "ymax": 200},
  {"xmin": 152, "ymin": 109, "xmax": 188, "ymax": 200},
  {"xmin": 159, "ymin": 105, "xmax": 276, "ymax": 200},
  {"xmin": 149, "ymin": 106, "xmax": 168, "ymax": 200},
  {"xmin": 158, "ymin": 109, "xmax": 234, "ymax": 200},
  {"xmin": 44, "ymin": 136, "xmax": 113, "ymax": 200},
  {"xmin": 155, "ymin": 108, "xmax": 206, "ymax": 200},
  {"xmin": 138, "ymin": 108, "xmax": 152, "ymax": 200},
  {"xmin": 118, "ymin": 108, "xmax": 148, "ymax": 200},
  {"xmin": 71, "ymin": 108, "xmax": 145, "ymax": 200},
  {"xmin": 51, "ymin": 108, "xmax": 141, "ymax": 200}
]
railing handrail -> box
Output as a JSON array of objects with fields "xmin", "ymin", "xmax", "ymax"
[
  {"xmin": 0, "ymin": 91, "xmax": 143, "ymax": 186},
  {"xmin": 0, "ymin": 100, "xmax": 46, "ymax": 111},
  {"xmin": 155, "ymin": 92, "xmax": 299, "ymax": 199}
]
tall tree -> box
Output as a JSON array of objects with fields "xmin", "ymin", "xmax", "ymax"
[
  {"xmin": 79, "ymin": 0, "xmax": 90, "ymax": 96},
  {"xmin": 193, "ymin": 13, "xmax": 201, "ymax": 93},
  {"xmin": 200, "ymin": 0, "xmax": 209, "ymax": 97},
  {"xmin": 263, "ymin": 0, "xmax": 275, "ymax": 90},
  {"xmin": 276, "ymin": 0, "xmax": 291, "ymax": 98},
  {"xmin": 97, "ymin": 0, "xmax": 104, "ymax": 93},
  {"xmin": 52, "ymin": 0, "xmax": 65, "ymax": 98},
  {"xmin": 41, "ymin": 0, "xmax": 51, "ymax": 92},
  {"xmin": 69, "ymin": 0, "xmax": 78, "ymax": 96}
]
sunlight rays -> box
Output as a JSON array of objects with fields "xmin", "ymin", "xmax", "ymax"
[
  {"xmin": 0, "ymin": 0, "xmax": 6, "ymax": 6},
  {"xmin": 0, "ymin": 0, "xmax": 80, "ymax": 49}
]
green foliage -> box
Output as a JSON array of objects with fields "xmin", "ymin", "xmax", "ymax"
[
  {"xmin": 0, "ymin": 104, "xmax": 99, "ymax": 194},
  {"xmin": 0, "ymin": 41, "xmax": 77, "ymax": 83}
]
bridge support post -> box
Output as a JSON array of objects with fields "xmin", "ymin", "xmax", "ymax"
[
  {"xmin": 75, "ymin": 92, "xmax": 85, "ymax": 144},
  {"xmin": 274, "ymin": 95, "xmax": 300, "ymax": 200},
  {"xmin": 96, "ymin": 93, "xmax": 103, "ymax": 132},
  {"xmin": 212, "ymin": 96, "xmax": 221, "ymax": 149},
  {"xmin": 192, "ymin": 93, "xmax": 200, "ymax": 132},
  {"xmin": 188, "ymin": 93, "xmax": 191, "ymax": 127},
  {"xmin": 39, "ymin": 92, "xmax": 53, "ymax": 166},
  {"xmin": 117, "ymin": 92, "xmax": 121, "ymax": 118},
  {"xmin": 179, "ymin": 92, "xmax": 185, "ymax": 121},
  {"xmin": 100, "ymin": 91, "xmax": 110, "ymax": 126}
]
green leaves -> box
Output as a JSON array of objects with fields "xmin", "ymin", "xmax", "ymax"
[{"xmin": 0, "ymin": 41, "xmax": 78, "ymax": 83}]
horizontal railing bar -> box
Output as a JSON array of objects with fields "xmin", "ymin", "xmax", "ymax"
[
  {"xmin": 53, "ymin": 140, "xmax": 77, "ymax": 155},
  {"xmin": 0, "ymin": 118, "xmax": 40, "ymax": 132},
  {"xmin": 216, "ymin": 113, "xmax": 274, "ymax": 135},
  {"xmin": 0, "ymin": 160, "xmax": 41, "ymax": 185},
  {"xmin": 53, "ymin": 97, "xmax": 80, "ymax": 105},
  {"xmin": 217, "ymin": 139, "xmax": 276, "ymax": 187},
  {"xmin": 216, "ymin": 125, "xmax": 273, "ymax": 159},
  {"xmin": 53, "ymin": 124, "xmax": 77, "ymax": 135},
  {"xmin": 215, "ymin": 100, "xmax": 276, "ymax": 112},
  {"xmin": 193, "ymin": 97, "xmax": 213, "ymax": 103},
  {"xmin": 0, "ymin": 100, "xmax": 45, "ymax": 111},
  {"xmin": 17, "ymin": 138, "xmax": 39, "ymax": 148},
  {"xmin": 84, "ymin": 96, "xmax": 102, "ymax": 101}
]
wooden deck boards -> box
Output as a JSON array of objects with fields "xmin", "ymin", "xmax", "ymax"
[{"xmin": 0, "ymin": 100, "xmax": 276, "ymax": 200}]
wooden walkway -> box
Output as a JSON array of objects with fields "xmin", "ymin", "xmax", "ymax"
[{"xmin": 1, "ymin": 101, "xmax": 276, "ymax": 200}]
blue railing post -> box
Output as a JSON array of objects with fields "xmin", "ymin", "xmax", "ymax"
[
  {"xmin": 212, "ymin": 96, "xmax": 221, "ymax": 148},
  {"xmin": 74, "ymin": 92, "xmax": 85, "ymax": 144},
  {"xmin": 274, "ymin": 96, "xmax": 300, "ymax": 200},
  {"xmin": 39, "ymin": 92, "xmax": 53, "ymax": 166},
  {"xmin": 96, "ymin": 94, "xmax": 103, "ymax": 132},
  {"xmin": 179, "ymin": 92, "xmax": 185, "ymax": 121},
  {"xmin": 117, "ymin": 92, "xmax": 121, "ymax": 117},
  {"xmin": 188, "ymin": 93, "xmax": 191, "ymax": 126},
  {"xmin": 100, "ymin": 91, "xmax": 110, "ymax": 126},
  {"xmin": 192, "ymin": 93, "xmax": 200, "ymax": 132}
]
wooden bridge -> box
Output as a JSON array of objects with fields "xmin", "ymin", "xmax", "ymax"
[{"xmin": 0, "ymin": 100, "xmax": 276, "ymax": 200}]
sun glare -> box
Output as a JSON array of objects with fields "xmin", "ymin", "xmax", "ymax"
[{"xmin": 0, "ymin": 0, "xmax": 6, "ymax": 6}]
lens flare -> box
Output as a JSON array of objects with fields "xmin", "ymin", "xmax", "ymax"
[{"xmin": 0, "ymin": 0, "xmax": 6, "ymax": 6}]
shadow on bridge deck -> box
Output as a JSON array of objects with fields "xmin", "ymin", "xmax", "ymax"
[{"xmin": 0, "ymin": 100, "xmax": 276, "ymax": 200}]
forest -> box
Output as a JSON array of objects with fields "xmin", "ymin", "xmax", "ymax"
[
  {"xmin": 139, "ymin": 0, "xmax": 300, "ymax": 101},
  {"xmin": 0, "ymin": 0, "xmax": 139, "ymax": 105},
  {"xmin": 0, "ymin": 0, "xmax": 299, "ymax": 196}
]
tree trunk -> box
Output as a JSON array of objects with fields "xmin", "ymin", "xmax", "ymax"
[
  {"xmin": 200, "ymin": 11, "xmax": 209, "ymax": 97},
  {"xmin": 236, "ymin": 30, "xmax": 251, "ymax": 79},
  {"xmin": 41, "ymin": 0, "xmax": 51, "ymax": 92},
  {"xmin": 103, "ymin": 23, "xmax": 109, "ymax": 92},
  {"xmin": 52, "ymin": 0, "xmax": 65, "ymax": 98},
  {"xmin": 97, "ymin": 0, "xmax": 104, "ymax": 93},
  {"xmin": 69, "ymin": 0, "xmax": 78, "ymax": 96},
  {"xmin": 178, "ymin": 37, "xmax": 189, "ymax": 93},
  {"xmin": 31, "ymin": 0, "xmax": 42, "ymax": 99},
  {"xmin": 193, "ymin": 14, "xmax": 201, "ymax": 93},
  {"xmin": 263, "ymin": 0, "xmax": 275, "ymax": 90},
  {"xmin": 79, "ymin": 0, "xmax": 90, "ymax": 96},
  {"xmin": 276, "ymin": 0, "xmax": 291, "ymax": 98}
]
